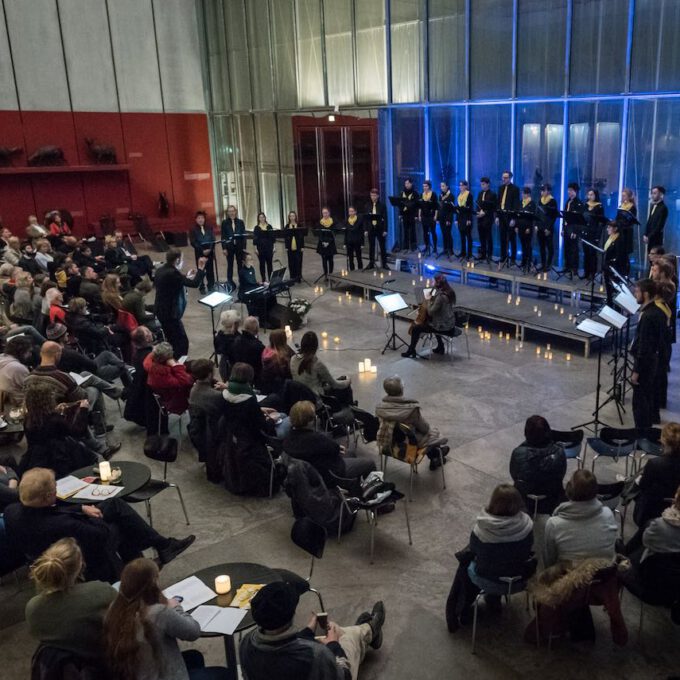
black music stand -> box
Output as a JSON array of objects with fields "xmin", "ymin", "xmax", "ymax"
[
  {"xmin": 311, "ymin": 226, "xmax": 343, "ymax": 284},
  {"xmin": 474, "ymin": 199, "xmax": 497, "ymax": 263},
  {"xmin": 555, "ymin": 210, "xmax": 586, "ymax": 279},
  {"xmin": 199, "ymin": 291, "xmax": 233, "ymax": 365},
  {"xmin": 596, "ymin": 301, "xmax": 628, "ymax": 423},
  {"xmin": 580, "ymin": 237, "xmax": 605, "ymax": 317},
  {"xmin": 207, "ymin": 239, "xmax": 229, "ymax": 293},
  {"xmin": 376, "ymin": 292, "xmax": 410, "ymax": 354},
  {"xmin": 282, "ymin": 227, "xmax": 311, "ymax": 286}
]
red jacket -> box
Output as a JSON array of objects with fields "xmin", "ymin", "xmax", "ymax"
[{"xmin": 143, "ymin": 354, "xmax": 193, "ymax": 414}]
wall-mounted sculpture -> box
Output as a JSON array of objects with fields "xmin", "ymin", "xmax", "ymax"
[
  {"xmin": 27, "ymin": 146, "xmax": 66, "ymax": 166},
  {"xmin": 85, "ymin": 138, "xmax": 117, "ymax": 164},
  {"xmin": 0, "ymin": 146, "xmax": 21, "ymax": 167}
]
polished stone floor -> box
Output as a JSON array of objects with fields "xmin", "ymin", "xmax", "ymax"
[{"xmin": 2, "ymin": 247, "xmax": 680, "ymax": 679}]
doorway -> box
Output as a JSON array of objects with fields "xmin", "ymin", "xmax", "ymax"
[{"xmin": 292, "ymin": 115, "xmax": 379, "ymax": 226}]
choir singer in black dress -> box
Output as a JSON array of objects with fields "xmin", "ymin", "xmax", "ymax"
[
  {"xmin": 400, "ymin": 178, "xmax": 420, "ymax": 252},
  {"xmin": 343, "ymin": 206, "xmax": 364, "ymax": 271},
  {"xmin": 316, "ymin": 207, "xmax": 337, "ymax": 278},
  {"xmin": 221, "ymin": 205, "xmax": 246, "ymax": 290},
  {"xmin": 253, "ymin": 212, "xmax": 276, "ymax": 282},
  {"xmin": 365, "ymin": 188, "xmax": 388, "ymax": 270},
  {"xmin": 438, "ymin": 181, "xmax": 455, "ymax": 259},
  {"xmin": 583, "ymin": 189, "xmax": 605, "ymax": 282},
  {"xmin": 561, "ymin": 183, "xmax": 584, "ymax": 279},
  {"xmin": 496, "ymin": 171, "xmax": 520, "ymax": 268},
  {"xmin": 283, "ymin": 211, "xmax": 304, "ymax": 283},
  {"xmin": 517, "ymin": 187, "xmax": 536, "ymax": 273},
  {"xmin": 456, "ymin": 180, "xmax": 474, "ymax": 261},
  {"xmin": 602, "ymin": 221, "xmax": 629, "ymax": 306},
  {"xmin": 476, "ymin": 177, "xmax": 496, "ymax": 263},
  {"xmin": 419, "ymin": 180, "xmax": 438, "ymax": 256},
  {"xmin": 536, "ymin": 184, "xmax": 558, "ymax": 272}
]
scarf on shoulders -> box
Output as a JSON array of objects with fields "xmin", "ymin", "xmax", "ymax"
[{"xmin": 227, "ymin": 379, "xmax": 255, "ymax": 396}]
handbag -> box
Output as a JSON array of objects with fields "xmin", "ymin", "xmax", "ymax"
[{"xmin": 143, "ymin": 434, "xmax": 178, "ymax": 463}]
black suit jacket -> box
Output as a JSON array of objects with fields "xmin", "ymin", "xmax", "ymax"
[
  {"xmin": 604, "ymin": 234, "xmax": 628, "ymax": 274},
  {"xmin": 645, "ymin": 201, "xmax": 668, "ymax": 247},
  {"xmin": 634, "ymin": 455, "xmax": 680, "ymax": 527},
  {"xmin": 631, "ymin": 302, "xmax": 667, "ymax": 373},
  {"xmin": 220, "ymin": 218, "xmax": 246, "ymax": 252},
  {"xmin": 283, "ymin": 428, "xmax": 344, "ymax": 488},
  {"xmin": 228, "ymin": 331, "xmax": 265, "ymax": 383},
  {"xmin": 497, "ymin": 183, "xmax": 521, "ymax": 214},
  {"xmin": 153, "ymin": 263, "xmax": 205, "ymax": 321},
  {"xmin": 363, "ymin": 200, "xmax": 387, "ymax": 233}
]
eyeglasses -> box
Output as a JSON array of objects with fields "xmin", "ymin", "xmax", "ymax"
[{"xmin": 91, "ymin": 486, "xmax": 118, "ymax": 497}]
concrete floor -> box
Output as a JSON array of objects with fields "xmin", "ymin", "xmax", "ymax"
[{"xmin": 2, "ymin": 246, "xmax": 680, "ymax": 679}]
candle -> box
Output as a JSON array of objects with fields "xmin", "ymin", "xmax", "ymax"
[
  {"xmin": 537, "ymin": 310, "xmax": 542, "ymax": 317},
  {"xmin": 370, "ymin": 365, "xmax": 377, "ymax": 374},
  {"xmin": 321, "ymin": 331, "xmax": 328, "ymax": 339},
  {"xmin": 471, "ymin": 262, "xmax": 475, "ymax": 269},
  {"xmin": 560, "ymin": 307, "xmax": 564, "ymax": 315},
  {"xmin": 333, "ymin": 336, "xmax": 340, "ymax": 344},
  {"xmin": 364, "ymin": 358, "xmax": 372, "ymax": 370},
  {"xmin": 519, "ymin": 341, "xmax": 523, "ymax": 349},
  {"xmin": 546, "ymin": 343, "xmax": 551, "ymax": 351},
  {"xmin": 543, "ymin": 272, "xmax": 548, "ymax": 280},
  {"xmin": 412, "ymin": 280, "xmax": 416, "ymax": 286},
  {"xmin": 548, "ymin": 352, "xmax": 553, "ymax": 360},
  {"xmin": 99, "ymin": 461, "xmax": 111, "ymax": 483},
  {"xmin": 371, "ymin": 302, "xmax": 377, "ymax": 311},
  {"xmin": 337, "ymin": 295, "xmax": 342, "ymax": 303},
  {"xmin": 419, "ymin": 276, "xmax": 423, "ymax": 282},
  {"xmin": 319, "ymin": 287, "xmax": 324, "ymax": 294},
  {"xmin": 515, "ymin": 345, "xmax": 520, "ymax": 352},
  {"xmin": 533, "ymin": 305, "xmax": 538, "ymax": 313},
  {"xmin": 485, "ymin": 331, "xmax": 491, "ymax": 340},
  {"xmin": 506, "ymin": 332, "xmax": 511, "ymax": 341},
  {"xmin": 358, "ymin": 297, "xmax": 363, "ymax": 304},
  {"xmin": 554, "ymin": 304, "xmax": 558, "ymax": 310},
  {"xmin": 498, "ymin": 331, "xmax": 503, "ymax": 339},
  {"xmin": 507, "ymin": 295, "xmax": 512, "ymax": 304},
  {"xmin": 379, "ymin": 272, "xmax": 384, "ymax": 279},
  {"xmin": 566, "ymin": 353, "xmax": 572, "ymax": 361},
  {"xmin": 373, "ymin": 271, "xmax": 377, "ymax": 277},
  {"xmin": 536, "ymin": 347, "xmax": 541, "ymax": 355},
  {"xmin": 358, "ymin": 362, "xmax": 365, "ymax": 373},
  {"xmin": 215, "ymin": 575, "xmax": 231, "ymax": 595},
  {"xmin": 568, "ymin": 314, "xmax": 573, "ymax": 321},
  {"xmin": 516, "ymin": 297, "xmax": 521, "ymax": 304}
]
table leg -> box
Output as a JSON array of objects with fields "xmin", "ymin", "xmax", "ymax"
[{"xmin": 223, "ymin": 634, "xmax": 239, "ymax": 680}]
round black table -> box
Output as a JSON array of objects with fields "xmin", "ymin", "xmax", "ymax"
[
  {"xmin": 193, "ymin": 562, "xmax": 283, "ymax": 680},
  {"xmin": 63, "ymin": 460, "xmax": 151, "ymax": 503}
]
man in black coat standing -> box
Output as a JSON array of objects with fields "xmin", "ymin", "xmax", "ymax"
[
  {"xmin": 643, "ymin": 185, "xmax": 669, "ymax": 250},
  {"xmin": 631, "ymin": 278, "xmax": 667, "ymax": 429},
  {"xmin": 220, "ymin": 204, "xmax": 247, "ymax": 290},
  {"xmin": 154, "ymin": 249, "xmax": 206, "ymax": 358},
  {"xmin": 495, "ymin": 170, "xmax": 521, "ymax": 267},
  {"xmin": 364, "ymin": 188, "xmax": 388, "ymax": 270},
  {"xmin": 189, "ymin": 210, "xmax": 216, "ymax": 293}
]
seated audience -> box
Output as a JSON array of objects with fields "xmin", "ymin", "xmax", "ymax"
[
  {"xmin": 283, "ymin": 400, "xmax": 374, "ymax": 486},
  {"xmin": 124, "ymin": 326, "xmax": 156, "ymax": 431},
  {"xmin": 104, "ymin": 558, "xmax": 229, "ymax": 680},
  {"xmin": 3, "ymin": 236, "xmax": 21, "ymax": 266},
  {"xmin": 510, "ymin": 415, "xmax": 567, "ymax": 514},
  {"xmin": 78, "ymin": 265, "xmax": 104, "ymax": 310},
  {"xmin": 144, "ymin": 341, "xmax": 194, "ymax": 415},
  {"xmin": 122, "ymin": 276, "xmax": 156, "ymax": 326},
  {"xmin": 639, "ymin": 484, "xmax": 680, "ymax": 558},
  {"xmin": 0, "ymin": 463, "xmax": 19, "ymax": 511},
  {"xmin": 402, "ymin": 274, "xmax": 458, "ymax": 358},
  {"xmin": 375, "ymin": 375, "xmax": 449, "ymax": 469},
  {"xmin": 104, "ymin": 230, "xmax": 155, "ymax": 284},
  {"xmin": 26, "ymin": 214, "xmax": 47, "ymax": 241},
  {"xmin": 634, "ymin": 422, "xmax": 680, "ymax": 528},
  {"xmin": 45, "ymin": 286, "xmax": 66, "ymax": 324},
  {"xmin": 18, "ymin": 242, "xmax": 42, "ymax": 277},
  {"xmin": 240, "ymin": 581, "xmax": 385, "ymax": 680},
  {"xmin": 101, "ymin": 272, "xmax": 124, "ymax": 319},
  {"xmin": 26, "ymin": 538, "xmax": 117, "ymax": 661},
  {"xmin": 543, "ymin": 469, "xmax": 618, "ymax": 567},
  {"xmin": 0, "ymin": 335, "xmax": 33, "ymax": 405},
  {"xmin": 65, "ymin": 296, "xmax": 116, "ymax": 354},
  {"xmin": 290, "ymin": 330, "xmax": 353, "ymax": 406},
  {"xmin": 213, "ymin": 308, "xmax": 241, "ymax": 380},
  {"xmin": 228, "ymin": 315, "xmax": 264, "ymax": 385},
  {"xmin": 4, "ymin": 468, "xmax": 195, "ymax": 582},
  {"xmin": 10, "ymin": 271, "xmax": 36, "ymax": 324},
  {"xmin": 260, "ymin": 328, "xmax": 293, "ymax": 394},
  {"xmin": 188, "ymin": 358, "xmax": 226, "ymax": 418},
  {"xmin": 34, "ymin": 239, "xmax": 54, "ymax": 274}
]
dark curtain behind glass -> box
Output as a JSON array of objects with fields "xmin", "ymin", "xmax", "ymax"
[
  {"xmin": 470, "ymin": 0, "xmax": 513, "ymax": 99},
  {"xmin": 570, "ymin": 0, "xmax": 628, "ymax": 95},
  {"xmin": 469, "ymin": 106, "xmax": 511, "ymax": 194},
  {"xmin": 517, "ymin": 0, "xmax": 567, "ymax": 97},
  {"xmin": 429, "ymin": 107, "xmax": 466, "ymax": 185},
  {"xmin": 428, "ymin": 0, "xmax": 466, "ymax": 102},
  {"xmin": 632, "ymin": 0, "xmax": 680, "ymax": 92}
]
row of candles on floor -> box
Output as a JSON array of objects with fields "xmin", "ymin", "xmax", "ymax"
[
  {"xmin": 505, "ymin": 294, "xmax": 577, "ymax": 322},
  {"xmin": 476, "ymin": 325, "xmax": 572, "ymax": 361}
]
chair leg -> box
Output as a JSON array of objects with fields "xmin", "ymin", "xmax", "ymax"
[
  {"xmin": 409, "ymin": 465, "xmax": 414, "ymax": 502},
  {"xmin": 145, "ymin": 499, "xmax": 153, "ymax": 527},
  {"xmin": 404, "ymin": 498, "xmax": 413, "ymax": 545},
  {"xmin": 439, "ymin": 450, "xmax": 446, "ymax": 489},
  {"xmin": 309, "ymin": 588, "xmax": 325, "ymax": 612},
  {"xmin": 465, "ymin": 332, "xmax": 470, "ymax": 359},
  {"xmin": 337, "ymin": 503, "xmax": 344, "ymax": 543},
  {"xmin": 269, "ymin": 460, "xmax": 275, "ymax": 498},
  {"xmin": 170, "ymin": 483, "xmax": 190, "ymax": 525},
  {"xmin": 471, "ymin": 592, "xmax": 483, "ymax": 655},
  {"xmin": 369, "ymin": 510, "xmax": 376, "ymax": 564},
  {"xmin": 639, "ymin": 601, "xmax": 644, "ymax": 640}
]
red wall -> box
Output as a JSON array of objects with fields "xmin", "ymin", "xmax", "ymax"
[{"xmin": 0, "ymin": 110, "xmax": 215, "ymax": 234}]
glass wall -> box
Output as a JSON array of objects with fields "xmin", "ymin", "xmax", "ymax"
[
  {"xmin": 469, "ymin": 106, "xmax": 511, "ymax": 195},
  {"xmin": 429, "ymin": 106, "xmax": 466, "ymax": 186},
  {"xmin": 428, "ymin": 0, "xmax": 466, "ymax": 102},
  {"xmin": 390, "ymin": 0, "xmax": 425, "ymax": 103},
  {"xmin": 470, "ymin": 0, "xmax": 513, "ymax": 99}
]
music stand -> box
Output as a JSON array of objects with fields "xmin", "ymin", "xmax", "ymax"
[
  {"xmin": 376, "ymin": 292, "xmax": 410, "ymax": 354},
  {"xmin": 597, "ymin": 303, "xmax": 628, "ymax": 423},
  {"xmin": 199, "ymin": 291, "xmax": 233, "ymax": 365},
  {"xmin": 580, "ymin": 237, "xmax": 605, "ymax": 317},
  {"xmin": 555, "ymin": 211, "xmax": 586, "ymax": 279}
]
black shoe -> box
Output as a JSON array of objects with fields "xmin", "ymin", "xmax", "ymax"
[
  {"xmin": 199, "ymin": 286, "xmax": 206, "ymax": 294},
  {"xmin": 401, "ymin": 350, "xmax": 417, "ymax": 358},
  {"xmin": 432, "ymin": 345, "xmax": 445, "ymax": 355},
  {"xmin": 102, "ymin": 441, "xmax": 121, "ymax": 460},
  {"xmin": 356, "ymin": 601, "xmax": 386, "ymax": 649},
  {"xmin": 441, "ymin": 445, "xmax": 450, "ymax": 458},
  {"xmin": 106, "ymin": 424, "xmax": 115, "ymax": 433},
  {"xmin": 364, "ymin": 263, "xmax": 375, "ymax": 270},
  {"xmin": 158, "ymin": 535, "xmax": 196, "ymax": 565},
  {"xmin": 376, "ymin": 502, "xmax": 395, "ymax": 515}
]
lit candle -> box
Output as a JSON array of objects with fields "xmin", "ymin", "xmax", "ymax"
[
  {"xmin": 543, "ymin": 272, "xmax": 548, "ymax": 280},
  {"xmin": 537, "ymin": 310, "xmax": 542, "ymax": 317},
  {"xmin": 507, "ymin": 295, "xmax": 512, "ymax": 304},
  {"xmin": 554, "ymin": 304, "xmax": 558, "ymax": 310},
  {"xmin": 515, "ymin": 344, "xmax": 520, "ymax": 352},
  {"xmin": 519, "ymin": 342, "xmax": 523, "ymax": 349},
  {"xmin": 485, "ymin": 331, "xmax": 491, "ymax": 340},
  {"xmin": 333, "ymin": 336, "xmax": 340, "ymax": 344},
  {"xmin": 536, "ymin": 346, "xmax": 541, "ymax": 355},
  {"xmin": 516, "ymin": 297, "xmax": 521, "ymax": 304},
  {"xmin": 373, "ymin": 271, "xmax": 377, "ymax": 277},
  {"xmin": 358, "ymin": 297, "xmax": 363, "ymax": 304},
  {"xmin": 533, "ymin": 305, "xmax": 538, "ymax": 313},
  {"xmin": 498, "ymin": 331, "xmax": 503, "ymax": 339},
  {"xmin": 566, "ymin": 353, "xmax": 572, "ymax": 361},
  {"xmin": 412, "ymin": 280, "xmax": 416, "ymax": 286},
  {"xmin": 321, "ymin": 331, "xmax": 328, "ymax": 339},
  {"xmin": 599, "ymin": 285, "xmax": 604, "ymax": 293},
  {"xmin": 419, "ymin": 276, "xmax": 423, "ymax": 282},
  {"xmin": 99, "ymin": 461, "xmax": 111, "ymax": 483},
  {"xmin": 364, "ymin": 358, "xmax": 372, "ymax": 370},
  {"xmin": 546, "ymin": 343, "xmax": 551, "ymax": 351},
  {"xmin": 370, "ymin": 365, "xmax": 377, "ymax": 374},
  {"xmin": 471, "ymin": 262, "xmax": 475, "ymax": 269},
  {"xmin": 319, "ymin": 287, "xmax": 324, "ymax": 294},
  {"xmin": 379, "ymin": 272, "xmax": 384, "ymax": 279},
  {"xmin": 506, "ymin": 332, "xmax": 511, "ymax": 341},
  {"xmin": 358, "ymin": 361, "xmax": 365, "ymax": 373},
  {"xmin": 560, "ymin": 307, "xmax": 564, "ymax": 315},
  {"xmin": 337, "ymin": 295, "xmax": 342, "ymax": 303},
  {"xmin": 477, "ymin": 326, "xmax": 483, "ymax": 333},
  {"xmin": 548, "ymin": 352, "xmax": 553, "ymax": 360},
  {"xmin": 215, "ymin": 575, "xmax": 231, "ymax": 595},
  {"xmin": 568, "ymin": 314, "xmax": 573, "ymax": 321},
  {"xmin": 371, "ymin": 302, "xmax": 377, "ymax": 311}
]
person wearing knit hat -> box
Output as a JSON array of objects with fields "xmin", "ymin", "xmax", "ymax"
[{"xmin": 241, "ymin": 581, "xmax": 385, "ymax": 680}]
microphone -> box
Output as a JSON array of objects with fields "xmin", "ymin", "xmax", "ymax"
[{"xmin": 383, "ymin": 278, "xmax": 396, "ymax": 284}]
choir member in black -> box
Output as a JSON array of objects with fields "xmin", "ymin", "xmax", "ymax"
[
  {"xmin": 343, "ymin": 206, "xmax": 364, "ymax": 271},
  {"xmin": 517, "ymin": 187, "xmax": 536, "ymax": 273},
  {"xmin": 476, "ymin": 177, "xmax": 496, "ymax": 263},
  {"xmin": 496, "ymin": 170, "xmax": 521, "ymax": 268},
  {"xmin": 238, "ymin": 252, "xmax": 270, "ymax": 326},
  {"xmin": 644, "ymin": 185, "xmax": 668, "ymax": 249},
  {"xmin": 189, "ymin": 211, "xmax": 216, "ymax": 293},
  {"xmin": 365, "ymin": 188, "xmax": 388, "ymax": 270},
  {"xmin": 561, "ymin": 183, "xmax": 584, "ymax": 278},
  {"xmin": 283, "ymin": 211, "xmax": 304, "ymax": 283},
  {"xmin": 419, "ymin": 180, "xmax": 438, "ymax": 256},
  {"xmin": 438, "ymin": 182, "xmax": 455, "ymax": 258},
  {"xmin": 535, "ymin": 184, "xmax": 558, "ymax": 272},
  {"xmin": 617, "ymin": 188, "xmax": 637, "ymax": 274},
  {"xmin": 652, "ymin": 280, "xmax": 674, "ymax": 423},
  {"xmin": 253, "ymin": 212, "xmax": 275, "ymax": 282},
  {"xmin": 400, "ymin": 178, "xmax": 419, "ymax": 252},
  {"xmin": 316, "ymin": 207, "xmax": 337, "ymax": 278},
  {"xmin": 602, "ymin": 221, "xmax": 628, "ymax": 306},
  {"xmin": 582, "ymin": 188, "xmax": 605, "ymax": 281},
  {"xmin": 221, "ymin": 205, "xmax": 246, "ymax": 289},
  {"xmin": 631, "ymin": 279, "xmax": 667, "ymax": 429},
  {"xmin": 456, "ymin": 180, "xmax": 474, "ymax": 261}
]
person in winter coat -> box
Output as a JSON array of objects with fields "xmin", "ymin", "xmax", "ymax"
[
  {"xmin": 543, "ymin": 469, "xmax": 618, "ymax": 567},
  {"xmin": 143, "ymin": 342, "xmax": 194, "ymax": 415},
  {"xmin": 510, "ymin": 415, "xmax": 567, "ymax": 514}
]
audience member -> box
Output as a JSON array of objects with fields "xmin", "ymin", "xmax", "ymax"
[
  {"xmin": 26, "ymin": 215, "xmax": 47, "ymax": 241},
  {"xmin": 260, "ymin": 328, "xmax": 293, "ymax": 394},
  {"xmin": 4, "ymin": 468, "xmax": 195, "ymax": 582},
  {"xmin": 26, "ymin": 538, "xmax": 116, "ymax": 661},
  {"xmin": 0, "ymin": 462, "xmax": 19, "ymax": 511},
  {"xmin": 213, "ymin": 308, "xmax": 241, "ymax": 380},
  {"xmin": 34, "ymin": 239, "xmax": 53, "ymax": 274},
  {"xmin": 18, "ymin": 242, "xmax": 42, "ymax": 277},
  {"xmin": 3, "ymin": 236, "xmax": 21, "ymax": 266},
  {"xmin": 78, "ymin": 265, "xmax": 104, "ymax": 309},
  {"xmin": 101, "ymin": 273, "xmax": 124, "ymax": 317},
  {"xmin": 45, "ymin": 286, "xmax": 66, "ymax": 324},
  {"xmin": 188, "ymin": 358, "xmax": 226, "ymax": 418},
  {"xmin": 122, "ymin": 276, "xmax": 156, "ymax": 326},
  {"xmin": 11, "ymin": 271, "xmax": 36, "ymax": 324},
  {"xmin": 375, "ymin": 375, "xmax": 449, "ymax": 470},
  {"xmin": 144, "ymin": 341, "xmax": 194, "ymax": 416},
  {"xmin": 124, "ymin": 326, "xmax": 156, "ymax": 431},
  {"xmin": 510, "ymin": 415, "xmax": 566, "ymax": 514},
  {"xmin": 240, "ymin": 581, "xmax": 385, "ymax": 680},
  {"xmin": 228, "ymin": 315, "xmax": 264, "ymax": 385},
  {"xmin": 104, "ymin": 558, "xmax": 229, "ymax": 680},
  {"xmin": 0, "ymin": 335, "xmax": 33, "ymax": 405}
]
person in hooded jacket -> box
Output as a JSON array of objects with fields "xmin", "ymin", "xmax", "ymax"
[{"xmin": 510, "ymin": 415, "xmax": 567, "ymax": 514}]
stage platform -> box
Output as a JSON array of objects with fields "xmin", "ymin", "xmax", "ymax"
[{"xmin": 327, "ymin": 268, "xmax": 601, "ymax": 357}]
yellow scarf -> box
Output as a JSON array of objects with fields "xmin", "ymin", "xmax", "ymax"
[
  {"xmin": 347, "ymin": 216, "xmax": 357, "ymax": 225},
  {"xmin": 288, "ymin": 223, "xmax": 298, "ymax": 251},
  {"xmin": 620, "ymin": 201, "xmax": 634, "ymax": 211},
  {"xmin": 655, "ymin": 298, "xmax": 672, "ymax": 321},
  {"xmin": 522, "ymin": 197, "xmax": 531, "ymax": 208},
  {"xmin": 320, "ymin": 217, "xmax": 333, "ymax": 228},
  {"xmin": 604, "ymin": 232, "xmax": 619, "ymax": 251},
  {"xmin": 540, "ymin": 195, "xmax": 553, "ymax": 205},
  {"xmin": 587, "ymin": 200, "xmax": 601, "ymax": 209},
  {"xmin": 423, "ymin": 191, "xmax": 432, "ymax": 200},
  {"xmin": 457, "ymin": 191, "xmax": 469, "ymax": 207}
]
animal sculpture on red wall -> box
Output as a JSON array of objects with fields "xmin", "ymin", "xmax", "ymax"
[
  {"xmin": 85, "ymin": 137, "xmax": 117, "ymax": 164},
  {"xmin": 27, "ymin": 145, "xmax": 66, "ymax": 166},
  {"xmin": 0, "ymin": 146, "xmax": 21, "ymax": 167}
]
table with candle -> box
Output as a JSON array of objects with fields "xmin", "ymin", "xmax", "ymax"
[{"xmin": 63, "ymin": 461, "xmax": 151, "ymax": 504}]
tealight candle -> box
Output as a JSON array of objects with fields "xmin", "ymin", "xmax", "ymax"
[
  {"xmin": 337, "ymin": 295, "xmax": 342, "ymax": 303},
  {"xmin": 321, "ymin": 331, "xmax": 328, "ymax": 339},
  {"xmin": 515, "ymin": 345, "xmax": 520, "ymax": 352},
  {"xmin": 364, "ymin": 358, "xmax": 372, "ymax": 370},
  {"xmin": 546, "ymin": 344, "xmax": 551, "ymax": 351},
  {"xmin": 478, "ymin": 326, "xmax": 483, "ymax": 333},
  {"xmin": 506, "ymin": 333, "xmax": 511, "ymax": 341},
  {"xmin": 533, "ymin": 305, "xmax": 538, "ymax": 313},
  {"xmin": 412, "ymin": 280, "xmax": 416, "ymax": 286},
  {"xmin": 358, "ymin": 362, "xmax": 365, "ymax": 372},
  {"xmin": 498, "ymin": 331, "xmax": 503, "ymax": 339},
  {"xmin": 536, "ymin": 347, "xmax": 541, "ymax": 355},
  {"xmin": 373, "ymin": 271, "xmax": 377, "ymax": 277},
  {"xmin": 99, "ymin": 461, "xmax": 111, "ymax": 483},
  {"xmin": 537, "ymin": 310, "xmax": 542, "ymax": 317},
  {"xmin": 566, "ymin": 353, "xmax": 572, "ymax": 361},
  {"xmin": 370, "ymin": 365, "xmax": 377, "ymax": 374},
  {"xmin": 215, "ymin": 575, "xmax": 231, "ymax": 595},
  {"xmin": 379, "ymin": 272, "xmax": 384, "ymax": 279},
  {"xmin": 371, "ymin": 302, "xmax": 377, "ymax": 311},
  {"xmin": 333, "ymin": 336, "xmax": 340, "ymax": 344},
  {"xmin": 560, "ymin": 307, "xmax": 564, "ymax": 315}
]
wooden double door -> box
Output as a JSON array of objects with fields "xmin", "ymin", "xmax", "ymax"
[{"xmin": 293, "ymin": 115, "xmax": 378, "ymax": 226}]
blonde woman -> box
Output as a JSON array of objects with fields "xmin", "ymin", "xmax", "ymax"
[
  {"xmin": 214, "ymin": 308, "xmax": 241, "ymax": 380},
  {"xmin": 26, "ymin": 538, "xmax": 116, "ymax": 660}
]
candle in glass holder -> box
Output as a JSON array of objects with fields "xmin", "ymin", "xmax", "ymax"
[
  {"xmin": 319, "ymin": 287, "xmax": 324, "ymax": 294},
  {"xmin": 533, "ymin": 305, "xmax": 538, "ymax": 313},
  {"xmin": 515, "ymin": 298, "xmax": 521, "ymax": 306},
  {"xmin": 321, "ymin": 331, "xmax": 328, "ymax": 339},
  {"xmin": 543, "ymin": 272, "xmax": 548, "ymax": 280},
  {"xmin": 379, "ymin": 272, "xmax": 384, "ymax": 279},
  {"xmin": 498, "ymin": 331, "xmax": 503, "ymax": 339},
  {"xmin": 507, "ymin": 295, "xmax": 512, "ymax": 304},
  {"xmin": 566, "ymin": 353, "xmax": 572, "ymax": 361},
  {"xmin": 358, "ymin": 362, "xmax": 365, "ymax": 373},
  {"xmin": 419, "ymin": 276, "xmax": 423, "ymax": 282},
  {"xmin": 554, "ymin": 304, "xmax": 558, "ymax": 310},
  {"xmin": 371, "ymin": 302, "xmax": 377, "ymax": 311},
  {"xmin": 337, "ymin": 295, "xmax": 342, "ymax": 303},
  {"xmin": 333, "ymin": 336, "xmax": 340, "ymax": 344},
  {"xmin": 519, "ymin": 342, "xmax": 523, "ymax": 349},
  {"xmin": 560, "ymin": 307, "xmax": 564, "ymax": 315},
  {"xmin": 536, "ymin": 346, "xmax": 541, "ymax": 355},
  {"xmin": 537, "ymin": 310, "xmax": 542, "ymax": 317},
  {"xmin": 99, "ymin": 461, "xmax": 111, "ymax": 483},
  {"xmin": 364, "ymin": 358, "xmax": 372, "ymax": 370},
  {"xmin": 412, "ymin": 280, "xmax": 416, "ymax": 286},
  {"xmin": 546, "ymin": 343, "xmax": 551, "ymax": 351},
  {"xmin": 370, "ymin": 365, "xmax": 377, "ymax": 374},
  {"xmin": 515, "ymin": 345, "xmax": 520, "ymax": 352},
  {"xmin": 373, "ymin": 270, "xmax": 377, "ymax": 277},
  {"xmin": 506, "ymin": 332, "xmax": 511, "ymax": 341},
  {"xmin": 477, "ymin": 325, "xmax": 483, "ymax": 333},
  {"xmin": 215, "ymin": 575, "xmax": 231, "ymax": 595},
  {"xmin": 568, "ymin": 314, "xmax": 573, "ymax": 321}
]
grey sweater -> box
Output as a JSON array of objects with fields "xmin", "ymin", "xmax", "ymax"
[{"xmin": 642, "ymin": 507, "xmax": 680, "ymax": 560}]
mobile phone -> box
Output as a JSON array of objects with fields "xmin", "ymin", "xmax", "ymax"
[
  {"xmin": 316, "ymin": 612, "xmax": 328, "ymax": 631},
  {"xmin": 172, "ymin": 596, "xmax": 184, "ymax": 603},
  {"xmin": 178, "ymin": 355, "xmax": 188, "ymax": 364}
]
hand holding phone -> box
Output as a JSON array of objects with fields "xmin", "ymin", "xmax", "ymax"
[{"xmin": 316, "ymin": 612, "xmax": 328, "ymax": 632}]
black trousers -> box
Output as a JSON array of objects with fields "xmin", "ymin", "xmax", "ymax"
[
  {"xmin": 223, "ymin": 247, "xmax": 242, "ymax": 284},
  {"xmin": 287, "ymin": 249, "xmax": 303, "ymax": 281},
  {"xmin": 583, "ymin": 241, "xmax": 598, "ymax": 279},
  {"xmin": 498, "ymin": 217, "xmax": 517, "ymax": 262},
  {"xmin": 653, "ymin": 349, "xmax": 670, "ymax": 415},
  {"xmin": 632, "ymin": 357, "xmax": 658, "ymax": 429},
  {"xmin": 422, "ymin": 218, "xmax": 437, "ymax": 251},
  {"xmin": 408, "ymin": 323, "xmax": 445, "ymax": 353},
  {"xmin": 346, "ymin": 244, "xmax": 363, "ymax": 270},
  {"xmin": 458, "ymin": 220, "xmax": 472, "ymax": 258},
  {"xmin": 159, "ymin": 317, "xmax": 189, "ymax": 358},
  {"xmin": 320, "ymin": 254, "xmax": 334, "ymax": 275},
  {"xmin": 564, "ymin": 234, "xmax": 579, "ymax": 272},
  {"xmin": 403, "ymin": 215, "xmax": 417, "ymax": 250},
  {"xmin": 440, "ymin": 220, "xmax": 454, "ymax": 255},
  {"xmin": 478, "ymin": 219, "xmax": 493, "ymax": 260},
  {"xmin": 537, "ymin": 229, "xmax": 554, "ymax": 270},
  {"xmin": 367, "ymin": 230, "xmax": 387, "ymax": 268},
  {"xmin": 258, "ymin": 250, "xmax": 273, "ymax": 281},
  {"xmin": 101, "ymin": 497, "xmax": 166, "ymax": 561},
  {"xmin": 194, "ymin": 247, "xmax": 215, "ymax": 290},
  {"xmin": 519, "ymin": 229, "xmax": 533, "ymax": 268}
]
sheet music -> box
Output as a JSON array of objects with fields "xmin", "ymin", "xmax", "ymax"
[
  {"xmin": 162, "ymin": 576, "xmax": 216, "ymax": 612},
  {"xmin": 375, "ymin": 292, "xmax": 408, "ymax": 313},
  {"xmin": 199, "ymin": 291, "xmax": 233, "ymax": 307},
  {"xmin": 615, "ymin": 291, "xmax": 640, "ymax": 314},
  {"xmin": 576, "ymin": 318, "xmax": 611, "ymax": 338},
  {"xmin": 598, "ymin": 305, "xmax": 627, "ymax": 329},
  {"xmin": 191, "ymin": 605, "xmax": 247, "ymax": 635}
]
